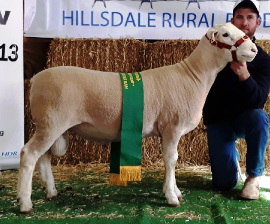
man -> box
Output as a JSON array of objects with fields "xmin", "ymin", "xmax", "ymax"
[{"xmin": 203, "ymin": 0, "xmax": 270, "ymax": 199}]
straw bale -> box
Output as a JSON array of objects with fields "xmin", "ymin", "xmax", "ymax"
[
  {"xmin": 24, "ymin": 80, "xmax": 35, "ymax": 143},
  {"xmin": 145, "ymin": 40, "xmax": 199, "ymax": 69},
  {"xmin": 47, "ymin": 38, "xmax": 147, "ymax": 73},
  {"xmin": 23, "ymin": 38, "xmax": 270, "ymax": 168},
  {"xmin": 256, "ymin": 40, "xmax": 270, "ymax": 55}
]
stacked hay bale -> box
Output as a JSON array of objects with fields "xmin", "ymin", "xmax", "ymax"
[{"xmin": 24, "ymin": 38, "xmax": 270, "ymax": 168}]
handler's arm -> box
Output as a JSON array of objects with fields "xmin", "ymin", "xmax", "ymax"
[{"xmin": 231, "ymin": 52, "xmax": 270, "ymax": 108}]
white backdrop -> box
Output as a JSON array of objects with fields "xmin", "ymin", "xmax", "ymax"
[
  {"xmin": 24, "ymin": 0, "xmax": 270, "ymax": 39},
  {"xmin": 0, "ymin": 0, "xmax": 24, "ymax": 170}
]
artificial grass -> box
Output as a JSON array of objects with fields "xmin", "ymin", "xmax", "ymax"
[{"xmin": 0, "ymin": 165, "xmax": 270, "ymax": 224}]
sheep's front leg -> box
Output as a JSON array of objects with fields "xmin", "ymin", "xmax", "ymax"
[
  {"xmin": 36, "ymin": 151, "xmax": 58, "ymax": 199},
  {"xmin": 162, "ymin": 130, "xmax": 182, "ymax": 207}
]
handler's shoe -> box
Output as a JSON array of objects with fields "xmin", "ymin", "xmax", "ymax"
[{"xmin": 240, "ymin": 176, "xmax": 260, "ymax": 200}]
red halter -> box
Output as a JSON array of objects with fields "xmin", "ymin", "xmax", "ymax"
[{"xmin": 205, "ymin": 33, "xmax": 249, "ymax": 61}]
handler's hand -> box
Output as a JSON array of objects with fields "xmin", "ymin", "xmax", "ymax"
[{"xmin": 230, "ymin": 61, "xmax": 250, "ymax": 81}]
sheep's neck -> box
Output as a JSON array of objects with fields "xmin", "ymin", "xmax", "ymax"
[{"xmin": 184, "ymin": 37, "xmax": 228, "ymax": 89}]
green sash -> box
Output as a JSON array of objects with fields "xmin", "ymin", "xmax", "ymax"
[{"xmin": 109, "ymin": 72, "xmax": 144, "ymax": 186}]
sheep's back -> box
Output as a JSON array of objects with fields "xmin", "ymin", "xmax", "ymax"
[{"xmin": 30, "ymin": 66, "xmax": 123, "ymax": 133}]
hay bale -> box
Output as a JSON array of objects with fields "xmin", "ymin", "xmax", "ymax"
[
  {"xmin": 47, "ymin": 38, "xmax": 147, "ymax": 73},
  {"xmin": 145, "ymin": 40, "xmax": 199, "ymax": 69},
  {"xmin": 257, "ymin": 40, "xmax": 270, "ymax": 55},
  {"xmin": 24, "ymin": 38, "xmax": 270, "ymax": 168},
  {"xmin": 24, "ymin": 80, "xmax": 35, "ymax": 143}
]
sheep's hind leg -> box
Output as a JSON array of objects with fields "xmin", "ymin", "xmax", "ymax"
[
  {"xmin": 161, "ymin": 130, "xmax": 182, "ymax": 207},
  {"xmin": 17, "ymin": 131, "xmax": 60, "ymax": 213},
  {"xmin": 36, "ymin": 151, "xmax": 58, "ymax": 200},
  {"xmin": 35, "ymin": 132, "xmax": 70, "ymax": 199}
]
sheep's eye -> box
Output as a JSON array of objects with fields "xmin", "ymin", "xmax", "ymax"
[{"xmin": 222, "ymin": 33, "xmax": 229, "ymax": 37}]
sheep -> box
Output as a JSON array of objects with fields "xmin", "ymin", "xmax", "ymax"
[{"xmin": 17, "ymin": 23, "xmax": 257, "ymax": 213}]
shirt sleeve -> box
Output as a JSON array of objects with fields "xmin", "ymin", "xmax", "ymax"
[{"xmin": 238, "ymin": 52, "xmax": 270, "ymax": 109}]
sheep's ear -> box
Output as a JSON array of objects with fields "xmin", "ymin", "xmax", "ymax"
[
  {"xmin": 207, "ymin": 28, "xmax": 219, "ymax": 42},
  {"xmin": 211, "ymin": 31, "xmax": 218, "ymax": 41}
]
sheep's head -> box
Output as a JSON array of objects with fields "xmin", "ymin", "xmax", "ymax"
[{"xmin": 205, "ymin": 23, "xmax": 257, "ymax": 62}]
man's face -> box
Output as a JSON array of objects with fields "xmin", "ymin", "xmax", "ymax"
[{"xmin": 231, "ymin": 8, "xmax": 260, "ymax": 38}]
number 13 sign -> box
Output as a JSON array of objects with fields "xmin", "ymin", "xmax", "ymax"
[
  {"xmin": 0, "ymin": 43, "xmax": 19, "ymax": 62},
  {"xmin": 0, "ymin": 0, "xmax": 24, "ymax": 170}
]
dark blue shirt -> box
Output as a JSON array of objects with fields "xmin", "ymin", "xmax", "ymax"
[{"xmin": 203, "ymin": 44, "xmax": 270, "ymax": 125}]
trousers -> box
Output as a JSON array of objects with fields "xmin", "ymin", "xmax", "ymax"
[{"xmin": 206, "ymin": 109, "xmax": 269, "ymax": 190}]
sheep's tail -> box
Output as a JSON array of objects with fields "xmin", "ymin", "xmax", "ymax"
[{"xmin": 50, "ymin": 133, "xmax": 69, "ymax": 157}]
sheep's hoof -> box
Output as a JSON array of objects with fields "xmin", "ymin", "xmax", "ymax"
[
  {"xmin": 168, "ymin": 202, "xmax": 180, "ymax": 207},
  {"xmin": 46, "ymin": 189, "xmax": 58, "ymax": 200},
  {"xmin": 19, "ymin": 199, "xmax": 33, "ymax": 214},
  {"xmin": 20, "ymin": 208, "xmax": 33, "ymax": 214},
  {"xmin": 47, "ymin": 195, "xmax": 58, "ymax": 201},
  {"xmin": 20, "ymin": 204, "xmax": 33, "ymax": 214}
]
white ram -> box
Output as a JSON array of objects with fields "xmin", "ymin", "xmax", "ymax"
[{"xmin": 17, "ymin": 23, "xmax": 257, "ymax": 213}]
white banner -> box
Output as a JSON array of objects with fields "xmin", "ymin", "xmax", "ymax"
[
  {"xmin": 0, "ymin": 0, "xmax": 24, "ymax": 170},
  {"xmin": 24, "ymin": 0, "xmax": 270, "ymax": 39}
]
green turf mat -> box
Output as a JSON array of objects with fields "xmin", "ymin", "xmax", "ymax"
[{"xmin": 1, "ymin": 166, "xmax": 270, "ymax": 223}]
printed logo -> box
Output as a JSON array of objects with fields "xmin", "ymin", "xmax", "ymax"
[
  {"xmin": 91, "ymin": 0, "xmax": 202, "ymax": 9},
  {"xmin": 0, "ymin": 151, "xmax": 19, "ymax": 159}
]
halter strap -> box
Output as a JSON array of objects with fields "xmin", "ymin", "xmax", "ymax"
[
  {"xmin": 205, "ymin": 33, "xmax": 249, "ymax": 61},
  {"xmin": 205, "ymin": 34, "xmax": 232, "ymax": 50},
  {"xmin": 234, "ymin": 35, "xmax": 249, "ymax": 47}
]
